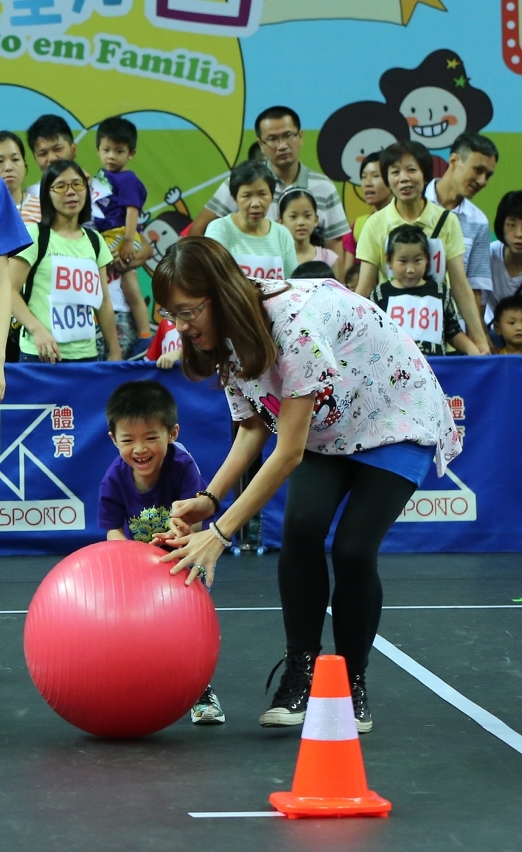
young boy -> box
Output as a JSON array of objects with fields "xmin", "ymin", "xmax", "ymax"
[
  {"xmin": 26, "ymin": 114, "xmax": 152, "ymax": 359},
  {"xmin": 94, "ymin": 116, "xmax": 152, "ymax": 358},
  {"xmin": 493, "ymin": 295, "xmax": 522, "ymax": 354},
  {"xmin": 98, "ymin": 380, "xmax": 225, "ymax": 724}
]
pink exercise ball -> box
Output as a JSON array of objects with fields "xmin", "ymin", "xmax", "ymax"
[{"xmin": 24, "ymin": 540, "xmax": 220, "ymax": 738}]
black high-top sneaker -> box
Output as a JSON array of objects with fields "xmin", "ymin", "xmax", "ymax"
[
  {"xmin": 351, "ymin": 673, "xmax": 372, "ymax": 733},
  {"xmin": 259, "ymin": 652, "xmax": 316, "ymax": 727}
]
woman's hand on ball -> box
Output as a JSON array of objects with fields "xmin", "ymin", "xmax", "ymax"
[{"xmin": 159, "ymin": 528, "xmax": 224, "ymax": 588}]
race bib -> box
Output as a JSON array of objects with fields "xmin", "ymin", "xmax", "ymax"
[
  {"xmin": 233, "ymin": 253, "xmax": 284, "ymax": 280},
  {"xmin": 426, "ymin": 237, "xmax": 446, "ymax": 285},
  {"xmin": 107, "ymin": 267, "xmax": 130, "ymax": 313},
  {"xmin": 51, "ymin": 256, "xmax": 103, "ymax": 310},
  {"xmin": 161, "ymin": 326, "xmax": 182, "ymax": 354},
  {"xmin": 90, "ymin": 175, "xmax": 113, "ymax": 221},
  {"xmin": 386, "ymin": 294, "xmax": 443, "ymax": 344},
  {"xmin": 49, "ymin": 301, "xmax": 96, "ymax": 343}
]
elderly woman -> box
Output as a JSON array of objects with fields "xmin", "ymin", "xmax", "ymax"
[{"xmin": 205, "ymin": 159, "xmax": 297, "ymax": 280}]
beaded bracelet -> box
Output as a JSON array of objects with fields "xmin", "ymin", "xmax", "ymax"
[
  {"xmin": 196, "ymin": 490, "xmax": 220, "ymax": 513},
  {"xmin": 209, "ymin": 522, "xmax": 232, "ymax": 548}
]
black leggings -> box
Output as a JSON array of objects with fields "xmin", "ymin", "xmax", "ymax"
[{"xmin": 278, "ymin": 450, "xmax": 417, "ymax": 676}]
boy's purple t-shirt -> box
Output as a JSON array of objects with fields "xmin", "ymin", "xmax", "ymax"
[
  {"xmin": 98, "ymin": 443, "xmax": 205, "ymax": 541},
  {"xmin": 93, "ymin": 169, "xmax": 147, "ymax": 233}
]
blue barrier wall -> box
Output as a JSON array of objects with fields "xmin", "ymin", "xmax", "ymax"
[{"xmin": 1, "ymin": 358, "xmax": 521, "ymax": 555}]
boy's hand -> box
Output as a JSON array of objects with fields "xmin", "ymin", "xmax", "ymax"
[
  {"xmin": 170, "ymin": 496, "xmax": 216, "ymax": 528},
  {"xmin": 119, "ymin": 238, "xmax": 137, "ymax": 264}
]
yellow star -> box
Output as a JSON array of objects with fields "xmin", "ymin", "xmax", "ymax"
[
  {"xmin": 446, "ymin": 58, "xmax": 461, "ymax": 69},
  {"xmin": 399, "ymin": 0, "xmax": 447, "ymax": 26}
]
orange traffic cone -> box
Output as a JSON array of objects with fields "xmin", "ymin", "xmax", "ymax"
[{"xmin": 269, "ymin": 655, "xmax": 392, "ymax": 818}]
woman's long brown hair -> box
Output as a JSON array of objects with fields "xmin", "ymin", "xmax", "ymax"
[{"xmin": 152, "ymin": 236, "xmax": 289, "ymax": 386}]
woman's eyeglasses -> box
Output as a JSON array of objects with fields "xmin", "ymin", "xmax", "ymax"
[
  {"xmin": 158, "ymin": 299, "xmax": 209, "ymax": 323},
  {"xmin": 50, "ymin": 179, "xmax": 87, "ymax": 194}
]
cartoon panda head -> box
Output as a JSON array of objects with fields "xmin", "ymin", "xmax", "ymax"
[{"xmin": 317, "ymin": 101, "xmax": 410, "ymax": 185}]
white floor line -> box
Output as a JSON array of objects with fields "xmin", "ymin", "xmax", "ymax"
[
  {"xmin": 189, "ymin": 811, "xmax": 283, "ymax": 819},
  {"xmin": 216, "ymin": 607, "xmax": 282, "ymax": 612},
  {"xmin": 1, "ymin": 604, "xmax": 521, "ymax": 616},
  {"xmin": 383, "ymin": 604, "xmax": 522, "ymax": 610},
  {"xmin": 373, "ymin": 634, "xmax": 522, "ymax": 755}
]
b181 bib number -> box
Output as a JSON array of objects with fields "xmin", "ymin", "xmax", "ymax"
[
  {"xmin": 387, "ymin": 294, "xmax": 443, "ymax": 344},
  {"xmin": 50, "ymin": 303, "xmax": 95, "ymax": 343}
]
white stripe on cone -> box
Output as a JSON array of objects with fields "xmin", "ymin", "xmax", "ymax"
[{"xmin": 301, "ymin": 697, "xmax": 358, "ymax": 741}]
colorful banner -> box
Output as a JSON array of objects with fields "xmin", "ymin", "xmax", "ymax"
[{"xmin": 1, "ymin": 358, "xmax": 521, "ymax": 555}]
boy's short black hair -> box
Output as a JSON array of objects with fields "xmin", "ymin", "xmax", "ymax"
[
  {"xmin": 380, "ymin": 141, "xmax": 433, "ymax": 189},
  {"xmin": 96, "ymin": 116, "xmax": 138, "ymax": 151},
  {"xmin": 450, "ymin": 132, "xmax": 499, "ymax": 162},
  {"xmin": 291, "ymin": 260, "xmax": 335, "ymax": 279},
  {"xmin": 247, "ymin": 140, "xmax": 264, "ymax": 161},
  {"xmin": 494, "ymin": 294, "xmax": 522, "ymax": 324},
  {"xmin": 494, "ymin": 191, "xmax": 522, "ymax": 243},
  {"xmin": 106, "ymin": 380, "xmax": 178, "ymax": 434},
  {"xmin": 254, "ymin": 106, "xmax": 301, "ymax": 137},
  {"xmin": 229, "ymin": 159, "xmax": 276, "ymax": 200},
  {"xmin": 27, "ymin": 114, "xmax": 74, "ymax": 153}
]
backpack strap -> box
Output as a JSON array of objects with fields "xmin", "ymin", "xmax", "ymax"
[
  {"xmin": 22, "ymin": 224, "xmax": 51, "ymax": 306},
  {"xmin": 431, "ymin": 209, "xmax": 450, "ymax": 240},
  {"xmin": 82, "ymin": 226, "xmax": 102, "ymax": 260}
]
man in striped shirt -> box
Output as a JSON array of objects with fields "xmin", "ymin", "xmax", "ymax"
[
  {"xmin": 425, "ymin": 133, "xmax": 498, "ymax": 311},
  {"xmin": 190, "ymin": 106, "xmax": 349, "ymax": 266}
]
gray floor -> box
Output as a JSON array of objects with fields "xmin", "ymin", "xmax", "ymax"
[{"xmin": 1, "ymin": 552, "xmax": 521, "ymax": 852}]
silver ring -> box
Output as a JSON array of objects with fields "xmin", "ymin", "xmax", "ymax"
[{"xmin": 195, "ymin": 564, "xmax": 206, "ymax": 578}]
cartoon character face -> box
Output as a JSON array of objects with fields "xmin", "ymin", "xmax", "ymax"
[
  {"xmin": 398, "ymin": 86, "xmax": 467, "ymax": 149},
  {"xmin": 341, "ymin": 128, "xmax": 398, "ymax": 185},
  {"xmin": 317, "ymin": 101, "xmax": 410, "ymax": 184},
  {"xmin": 143, "ymin": 218, "xmax": 180, "ymax": 274},
  {"xmin": 143, "ymin": 211, "xmax": 192, "ymax": 275}
]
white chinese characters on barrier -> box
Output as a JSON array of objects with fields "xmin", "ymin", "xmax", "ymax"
[{"xmin": 0, "ymin": 403, "xmax": 85, "ymax": 531}]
